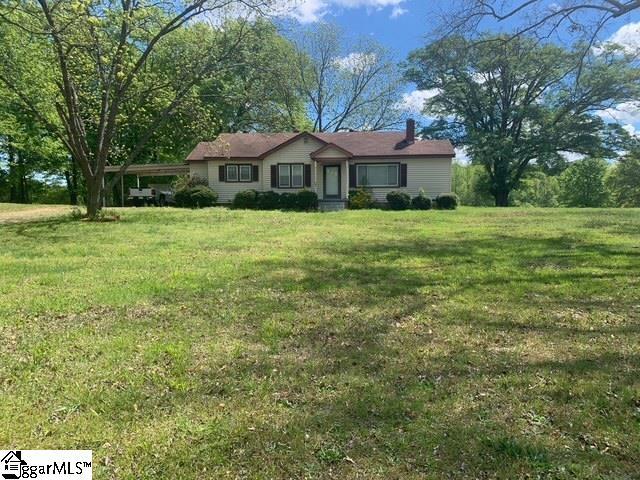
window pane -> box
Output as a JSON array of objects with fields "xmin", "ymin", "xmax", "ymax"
[
  {"xmin": 357, "ymin": 164, "xmax": 398, "ymax": 187},
  {"xmin": 226, "ymin": 165, "xmax": 238, "ymax": 181},
  {"xmin": 291, "ymin": 164, "xmax": 304, "ymax": 187},
  {"xmin": 240, "ymin": 165, "xmax": 252, "ymax": 181},
  {"xmin": 278, "ymin": 164, "xmax": 290, "ymax": 187},
  {"xmin": 367, "ymin": 165, "xmax": 390, "ymax": 186},
  {"xmin": 357, "ymin": 165, "xmax": 368, "ymax": 186},
  {"xmin": 387, "ymin": 165, "xmax": 398, "ymax": 185}
]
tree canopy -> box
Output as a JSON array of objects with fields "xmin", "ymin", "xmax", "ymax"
[{"xmin": 404, "ymin": 35, "xmax": 640, "ymax": 205}]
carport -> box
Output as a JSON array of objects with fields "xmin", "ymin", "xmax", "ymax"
[{"xmin": 104, "ymin": 163, "xmax": 189, "ymax": 206}]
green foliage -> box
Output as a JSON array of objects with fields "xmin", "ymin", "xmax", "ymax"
[
  {"xmin": 348, "ymin": 188, "xmax": 375, "ymax": 210},
  {"xmin": 411, "ymin": 190, "xmax": 432, "ymax": 210},
  {"xmin": 256, "ymin": 191, "xmax": 281, "ymax": 210},
  {"xmin": 295, "ymin": 190, "xmax": 319, "ymax": 211},
  {"xmin": 452, "ymin": 163, "xmax": 494, "ymax": 206},
  {"xmin": 232, "ymin": 189, "xmax": 260, "ymax": 210},
  {"xmin": 511, "ymin": 172, "xmax": 560, "ymax": 207},
  {"xmin": 174, "ymin": 185, "xmax": 217, "ymax": 209},
  {"xmin": 386, "ymin": 191, "xmax": 411, "ymax": 210},
  {"xmin": 279, "ymin": 192, "xmax": 298, "ymax": 210},
  {"xmin": 607, "ymin": 151, "xmax": 640, "ymax": 207},
  {"xmin": 404, "ymin": 35, "xmax": 640, "ymax": 205},
  {"xmin": 559, "ymin": 158, "xmax": 609, "ymax": 207},
  {"xmin": 436, "ymin": 193, "xmax": 459, "ymax": 210}
]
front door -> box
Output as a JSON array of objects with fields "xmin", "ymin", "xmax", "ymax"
[{"xmin": 323, "ymin": 165, "xmax": 341, "ymax": 199}]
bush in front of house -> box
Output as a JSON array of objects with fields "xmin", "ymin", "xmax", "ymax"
[
  {"xmin": 348, "ymin": 188, "xmax": 375, "ymax": 209},
  {"xmin": 279, "ymin": 192, "xmax": 298, "ymax": 210},
  {"xmin": 174, "ymin": 185, "xmax": 218, "ymax": 208},
  {"xmin": 257, "ymin": 191, "xmax": 281, "ymax": 210},
  {"xmin": 386, "ymin": 191, "xmax": 411, "ymax": 210},
  {"xmin": 296, "ymin": 190, "xmax": 319, "ymax": 211},
  {"xmin": 435, "ymin": 193, "xmax": 459, "ymax": 210},
  {"xmin": 232, "ymin": 189, "xmax": 259, "ymax": 209},
  {"xmin": 412, "ymin": 190, "xmax": 432, "ymax": 210}
]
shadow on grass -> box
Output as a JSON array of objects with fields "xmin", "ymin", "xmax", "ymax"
[{"xmin": 6, "ymin": 222, "xmax": 639, "ymax": 477}]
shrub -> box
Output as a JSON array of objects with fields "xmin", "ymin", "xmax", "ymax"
[
  {"xmin": 435, "ymin": 193, "xmax": 459, "ymax": 210},
  {"xmin": 232, "ymin": 189, "xmax": 259, "ymax": 209},
  {"xmin": 386, "ymin": 191, "xmax": 411, "ymax": 210},
  {"xmin": 412, "ymin": 191, "xmax": 432, "ymax": 210},
  {"xmin": 174, "ymin": 185, "xmax": 217, "ymax": 208},
  {"xmin": 257, "ymin": 191, "xmax": 281, "ymax": 210},
  {"xmin": 296, "ymin": 190, "xmax": 319, "ymax": 211},
  {"xmin": 348, "ymin": 188, "xmax": 375, "ymax": 209},
  {"xmin": 279, "ymin": 192, "xmax": 298, "ymax": 210}
]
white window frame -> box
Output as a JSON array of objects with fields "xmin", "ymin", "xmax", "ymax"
[
  {"xmin": 356, "ymin": 163, "xmax": 399, "ymax": 188},
  {"xmin": 226, "ymin": 164, "xmax": 238, "ymax": 182},
  {"xmin": 278, "ymin": 164, "xmax": 291, "ymax": 188},
  {"xmin": 277, "ymin": 163, "xmax": 305, "ymax": 189},
  {"xmin": 291, "ymin": 164, "xmax": 304, "ymax": 188},
  {"xmin": 239, "ymin": 165, "xmax": 252, "ymax": 182}
]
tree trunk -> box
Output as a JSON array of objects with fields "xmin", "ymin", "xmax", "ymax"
[
  {"xmin": 64, "ymin": 158, "xmax": 79, "ymax": 205},
  {"xmin": 85, "ymin": 177, "xmax": 103, "ymax": 218},
  {"xmin": 494, "ymin": 189, "xmax": 510, "ymax": 207}
]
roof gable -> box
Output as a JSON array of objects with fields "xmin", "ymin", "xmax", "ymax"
[{"xmin": 310, "ymin": 143, "xmax": 353, "ymax": 159}]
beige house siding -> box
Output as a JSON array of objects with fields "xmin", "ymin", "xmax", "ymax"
[
  {"xmin": 349, "ymin": 157, "xmax": 452, "ymax": 202},
  {"xmin": 199, "ymin": 160, "xmax": 262, "ymax": 203},
  {"xmin": 313, "ymin": 146, "xmax": 350, "ymax": 159},
  {"xmin": 189, "ymin": 162, "xmax": 208, "ymax": 181},
  {"xmin": 263, "ymin": 136, "xmax": 325, "ymax": 194}
]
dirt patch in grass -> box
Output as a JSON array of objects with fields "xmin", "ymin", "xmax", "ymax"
[{"xmin": 0, "ymin": 204, "xmax": 73, "ymax": 224}]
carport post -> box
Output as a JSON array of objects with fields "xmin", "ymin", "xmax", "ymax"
[
  {"xmin": 120, "ymin": 175, "xmax": 124, "ymax": 207},
  {"xmin": 136, "ymin": 175, "xmax": 140, "ymax": 188}
]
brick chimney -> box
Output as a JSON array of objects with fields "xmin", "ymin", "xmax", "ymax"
[{"xmin": 406, "ymin": 118, "xmax": 415, "ymax": 143}]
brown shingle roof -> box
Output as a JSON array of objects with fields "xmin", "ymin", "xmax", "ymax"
[{"xmin": 186, "ymin": 131, "xmax": 454, "ymax": 161}]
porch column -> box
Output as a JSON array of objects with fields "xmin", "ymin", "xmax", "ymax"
[
  {"xmin": 313, "ymin": 160, "xmax": 318, "ymax": 196},
  {"xmin": 342, "ymin": 160, "xmax": 349, "ymax": 201}
]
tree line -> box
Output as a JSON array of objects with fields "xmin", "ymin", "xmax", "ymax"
[{"xmin": 0, "ymin": 1, "xmax": 638, "ymax": 213}]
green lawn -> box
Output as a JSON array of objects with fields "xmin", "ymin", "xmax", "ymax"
[{"xmin": 1, "ymin": 205, "xmax": 639, "ymax": 479}]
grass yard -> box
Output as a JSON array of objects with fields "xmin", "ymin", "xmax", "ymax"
[{"xmin": 1, "ymin": 205, "xmax": 639, "ymax": 479}]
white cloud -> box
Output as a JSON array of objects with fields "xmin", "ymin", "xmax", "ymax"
[
  {"xmin": 287, "ymin": 0, "xmax": 406, "ymax": 23},
  {"xmin": 596, "ymin": 21, "xmax": 640, "ymax": 55},
  {"xmin": 560, "ymin": 151, "xmax": 585, "ymax": 163},
  {"xmin": 334, "ymin": 52, "xmax": 378, "ymax": 72},
  {"xmin": 390, "ymin": 6, "xmax": 408, "ymax": 18},
  {"xmin": 597, "ymin": 101, "xmax": 640, "ymax": 124},
  {"xmin": 622, "ymin": 124, "xmax": 639, "ymax": 137},
  {"xmin": 454, "ymin": 147, "xmax": 470, "ymax": 164},
  {"xmin": 399, "ymin": 89, "xmax": 440, "ymax": 114}
]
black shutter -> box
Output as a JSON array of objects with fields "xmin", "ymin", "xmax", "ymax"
[
  {"xmin": 252, "ymin": 165, "xmax": 259, "ymax": 182},
  {"xmin": 271, "ymin": 165, "xmax": 278, "ymax": 188},
  {"xmin": 400, "ymin": 164, "xmax": 407, "ymax": 187},
  {"xmin": 349, "ymin": 165, "xmax": 357, "ymax": 188},
  {"xmin": 219, "ymin": 165, "xmax": 225, "ymax": 182},
  {"xmin": 304, "ymin": 164, "xmax": 312, "ymax": 187}
]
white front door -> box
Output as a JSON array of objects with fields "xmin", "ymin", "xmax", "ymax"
[{"xmin": 324, "ymin": 165, "xmax": 340, "ymax": 199}]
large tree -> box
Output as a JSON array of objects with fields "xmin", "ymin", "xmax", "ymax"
[
  {"xmin": 404, "ymin": 35, "xmax": 639, "ymax": 205},
  {"xmin": 439, "ymin": 1, "xmax": 640, "ymax": 45},
  {"xmin": 0, "ymin": 0, "xmax": 274, "ymax": 218},
  {"xmin": 288, "ymin": 23, "xmax": 405, "ymax": 132}
]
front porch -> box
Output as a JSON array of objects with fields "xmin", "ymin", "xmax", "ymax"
[{"xmin": 311, "ymin": 144, "xmax": 351, "ymax": 207}]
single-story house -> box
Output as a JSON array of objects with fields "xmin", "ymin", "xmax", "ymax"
[{"xmin": 186, "ymin": 119, "xmax": 455, "ymax": 207}]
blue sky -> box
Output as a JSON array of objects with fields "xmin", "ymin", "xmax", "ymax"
[{"xmin": 278, "ymin": 0, "xmax": 640, "ymax": 138}]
